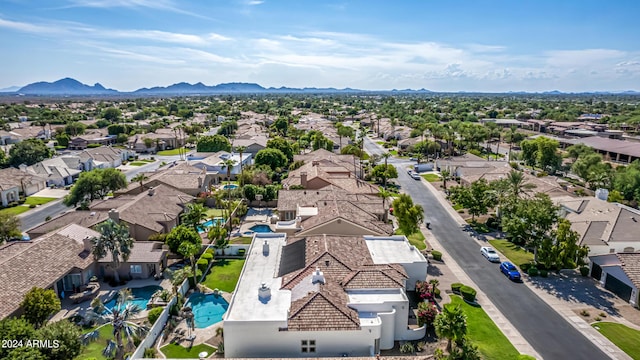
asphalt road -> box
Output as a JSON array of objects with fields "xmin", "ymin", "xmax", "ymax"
[
  {"xmin": 393, "ymin": 164, "xmax": 609, "ymax": 359},
  {"xmin": 19, "ymin": 200, "xmax": 70, "ymax": 231}
]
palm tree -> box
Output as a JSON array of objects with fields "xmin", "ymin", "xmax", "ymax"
[
  {"xmin": 234, "ymin": 145, "xmax": 247, "ymax": 188},
  {"xmin": 164, "ymin": 267, "xmax": 191, "ymax": 296},
  {"xmin": 131, "ymin": 173, "xmax": 149, "ymax": 193},
  {"xmin": 181, "ymin": 203, "xmax": 208, "ymax": 231},
  {"xmin": 178, "ymin": 242, "xmax": 200, "ymax": 285},
  {"xmin": 434, "ymin": 304, "xmax": 468, "ymax": 353},
  {"xmin": 90, "ymin": 219, "xmax": 134, "ymax": 284},
  {"xmin": 222, "ymin": 158, "xmax": 237, "ymax": 230},
  {"xmin": 381, "ymin": 152, "xmax": 391, "ymax": 188},
  {"xmin": 441, "ymin": 169, "xmax": 451, "ymax": 190},
  {"xmin": 506, "ymin": 125, "xmax": 517, "ymax": 161},
  {"xmin": 505, "ymin": 170, "xmax": 536, "ymax": 199},
  {"xmin": 208, "ymin": 222, "xmax": 229, "ymax": 254},
  {"xmin": 84, "ymin": 289, "xmax": 147, "ymax": 360},
  {"xmin": 378, "ymin": 187, "xmax": 393, "ymax": 222}
]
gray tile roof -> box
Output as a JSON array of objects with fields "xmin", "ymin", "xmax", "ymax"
[
  {"xmin": 616, "ymin": 253, "xmax": 640, "ymax": 288},
  {"xmin": 97, "ymin": 241, "xmax": 167, "ymax": 263}
]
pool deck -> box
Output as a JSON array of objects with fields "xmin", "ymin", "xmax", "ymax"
[{"xmin": 50, "ymin": 278, "xmax": 172, "ymax": 323}]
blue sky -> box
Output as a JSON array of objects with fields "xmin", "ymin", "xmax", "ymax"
[{"xmin": 1, "ymin": 0, "xmax": 639, "ymax": 92}]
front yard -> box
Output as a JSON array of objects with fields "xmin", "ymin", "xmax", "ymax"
[
  {"xmin": 157, "ymin": 147, "xmax": 187, "ymax": 156},
  {"xmin": 0, "ymin": 205, "xmax": 30, "ymax": 216},
  {"xmin": 592, "ymin": 322, "xmax": 640, "ymax": 360},
  {"xmin": 489, "ymin": 239, "xmax": 534, "ymax": 266},
  {"xmin": 421, "ymin": 173, "xmax": 441, "ymax": 182},
  {"xmin": 25, "ymin": 196, "xmax": 57, "ymax": 206},
  {"xmin": 202, "ymin": 259, "xmax": 246, "ymax": 293},
  {"xmin": 394, "ymin": 229, "xmax": 426, "ymax": 250}
]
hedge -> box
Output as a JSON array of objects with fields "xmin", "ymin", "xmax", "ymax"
[
  {"xmin": 451, "ymin": 283, "xmax": 464, "ymax": 294},
  {"xmin": 147, "ymin": 307, "xmax": 164, "ymax": 325},
  {"xmin": 431, "ymin": 250, "xmax": 442, "ymax": 261},
  {"xmin": 539, "ymin": 269, "xmax": 548, "ymax": 278},
  {"xmin": 201, "ymin": 252, "xmax": 214, "ymax": 261},
  {"xmin": 460, "ymin": 285, "xmax": 477, "ymax": 302},
  {"xmin": 527, "ymin": 267, "xmax": 539, "ymax": 277},
  {"xmin": 579, "ymin": 266, "xmax": 590, "ymax": 276},
  {"xmin": 188, "ymin": 269, "xmax": 203, "ymax": 287},
  {"xmin": 197, "ymin": 259, "xmax": 209, "ymax": 272}
]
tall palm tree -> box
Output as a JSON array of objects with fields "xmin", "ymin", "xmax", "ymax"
[
  {"xmin": 85, "ymin": 289, "xmax": 147, "ymax": 360},
  {"xmin": 434, "ymin": 304, "xmax": 468, "ymax": 353},
  {"xmin": 506, "ymin": 126, "xmax": 517, "ymax": 161},
  {"xmin": 131, "ymin": 173, "xmax": 149, "ymax": 193},
  {"xmin": 181, "ymin": 203, "xmax": 208, "ymax": 231},
  {"xmin": 378, "ymin": 187, "xmax": 393, "ymax": 222},
  {"xmin": 91, "ymin": 219, "xmax": 134, "ymax": 284},
  {"xmin": 505, "ymin": 170, "xmax": 536, "ymax": 199},
  {"xmin": 178, "ymin": 242, "xmax": 200, "ymax": 285},
  {"xmin": 234, "ymin": 145, "xmax": 247, "ymax": 188},
  {"xmin": 381, "ymin": 152, "xmax": 391, "ymax": 188},
  {"xmin": 441, "ymin": 169, "xmax": 451, "ymax": 190}
]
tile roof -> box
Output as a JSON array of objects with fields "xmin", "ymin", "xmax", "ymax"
[
  {"xmin": 283, "ymin": 159, "xmax": 376, "ymax": 194},
  {"xmin": 0, "ymin": 225, "xmax": 95, "ymax": 319},
  {"xmin": 278, "ymin": 187, "xmax": 383, "ymax": 214},
  {"xmin": 26, "ymin": 211, "xmax": 109, "ymax": 238},
  {"xmin": 97, "ymin": 241, "xmax": 167, "ymax": 263},
  {"xmin": 341, "ymin": 264, "xmax": 407, "ymax": 289},
  {"xmin": 288, "ymin": 282, "xmax": 360, "ymax": 331},
  {"xmin": 298, "ymin": 200, "xmax": 392, "ymax": 236},
  {"xmin": 0, "ymin": 168, "xmax": 46, "ymax": 190},
  {"xmin": 616, "ymin": 253, "xmax": 640, "ymax": 288}
]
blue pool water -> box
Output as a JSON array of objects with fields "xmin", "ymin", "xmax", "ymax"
[
  {"xmin": 197, "ymin": 217, "xmax": 226, "ymax": 233},
  {"xmin": 186, "ymin": 293, "xmax": 229, "ymax": 328},
  {"xmin": 222, "ymin": 184, "xmax": 238, "ymax": 190},
  {"xmin": 103, "ymin": 285, "xmax": 162, "ymax": 312},
  {"xmin": 249, "ymin": 224, "xmax": 273, "ymax": 233}
]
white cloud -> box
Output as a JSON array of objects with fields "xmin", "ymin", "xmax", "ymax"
[
  {"xmin": 64, "ymin": 0, "xmax": 208, "ymax": 19},
  {"xmin": 247, "ymin": 0, "xmax": 264, "ymax": 5}
]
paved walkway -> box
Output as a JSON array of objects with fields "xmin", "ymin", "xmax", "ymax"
[{"xmin": 419, "ymin": 177, "xmax": 632, "ymax": 360}]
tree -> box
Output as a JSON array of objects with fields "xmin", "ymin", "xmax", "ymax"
[
  {"xmin": 5, "ymin": 346, "xmax": 46, "ymax": 360},
  {"xmin": 197, "ymin": 135, "xmax": 231, "ymax": 152},
  {"xmin": 371, "ymin": 164, "xmax": 398, "ymax": 185},
  {"xmin": 381, "ymin": 152, "xmax": 392, "ymax": 187},
  {"xmin": 378, "ymin": 187, "xmax": 393, "ymax": 222},
  {"xmin": 538, "ymin": 218, "xmax": 590, "ymax": 270},
  {"xmin": 0, "ymin": 318, "xmax": 36, "ymax": 359},
  {"xmin": 35, "ymin": 319, "xmax": 83, "ymax": 360},
  {"xmin": 64, "ymin": 122, "xmax": 86, "ymax": 136},
  {"xmin": 448, "ymin": 179, "xmax": 496, "ymax": 221},
  {"xmin": 254, "ymin": 148, "xmax": 288, "ymax": 171},
  {"xmin": 91, "ymin": 219, "xmax": 134, "ymax": 284},
  {"xmin": 565, "ymin": 144, "xmax": 594, "ymax": 162},
  {"xmin": 267, "ymin": 137, "xmax": 294, "ymax": 162},
  {"xmin": 337, "ymin": 123, "xmax": 354, "ymax": 149},
  {"xmin": 234, "ymin": 145, "xmax": 247, "ymax": 187},
  {"xmin": 0, "ymin": 212, "xmax": 21, "ymax": 244},
  {"xmin": 56, "ymin": 132, "xmax": 70, "ymax": 147},
  {"xmin": 165, "ymin": 225, "xmax": 201, "ymax": 253},
  {"xmin": 434, "ymin": 304, "xmax": 468, "ymax": 353},
  {"xmin": 130, "ymin": 173, "xmax": 149, "ymax": 192},
  {"xmin": 64, "ymin": 168, "xmax": 127, "ymax": 206},
  {"xmin": 501, "ymin": 193, "xmax": 559, "ymax": 263},
  {"xmin": 571, "ymin": 153, "xmax": 604, "ymax": 181},
  {"xmin": 86, "ymin": 289, "xmax": 148, "ymax": 360},
  {"xmin": 392, "ymin": 194, "xmax": 424, "ymax": 236},
  {"xmin": 520, "ymin": 137, "xmax": 562, "ymax": 172},
  {"xmin": 20, "ymin": 287, "xmax": 61, "ymax": 328},
  {"xmin": 178, "ymin": 242, "xmax": 200, "ymax": 286},
  {"xmin": 102, "ymin": 107, "xmax": 122, "ymax": 122},
  {"xmin": 180, "ymin": 203, "xmax": 208, "ymax": 231},
  {"xmin": 8, "ymin": 138, "xmax": 53, "ymax": 167},
  {"xmin": 440, "ymin": 169, "xmax": 451, "ymax": 190},
  {"xmin": 208, "ymin": 222, "xmax": 228, "ymax": 247}
]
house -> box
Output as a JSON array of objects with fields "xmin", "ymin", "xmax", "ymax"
[
  {"xmin": 68, "ymin": 131, "xmax": 116, "ymax": 150},
  {"xmin": 24, "ymin": 156, "xmax": 83, "ymax": 187},
  {"xmin": 27, "ymin": 185, "xmax": 194, "ymax": 241},
  {"xmin": 0, "ymin": 224, "xmax": 98, "ymax": 320},
  {"xmin": 232, "ymin": 136, "xmax": 268, "ymax": 156},
  {"xmin": 77, "ymin": 146, "xmax": 132, "ymax": 170},
  {"xmin": 115, "ymin": 162, "xmax": 215, "ymax": 196},
  {"xmin": 223, "ymin": 233, "xmax": 428, "ymax": 358},
  {"xmin": 188, "ymin": 151, "xmax": 252, "ymax": 182},
  {"xmin": 589, "ymin": 253, "xmax": 640, "ymax": 307},
  {"xmin": 129, "ymin": 130, "xmax": 183, "ymax": 153},
  {"xmin": 294, "ymin": 148, "xmax": 362, "ymax": 178},
  {"xmin": 283, "ymin": 158, "xmax": 376, "ymax": 194},
  {"xmin": 0, "ymin": 168, "xmax": 47, "ymax": 206},
  {"xmin": 0, "ymin": 130, "xmax": 21, "ymax": 145},
  {"xmin": 556, "ymin": 195, "xmax": 640, "ymax": 256},
  {"xmin": 97, "ymin": 241, "xmax": 167, "ymax": 281}
]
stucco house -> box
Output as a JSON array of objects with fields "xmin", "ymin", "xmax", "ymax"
[
  {"xmin": 77, "ymin": 146, "xmax": 133, "ymax": 170},
  {"xmin": 97, "ymin": 241, "xmax": 167, "ymax": 281},
  {"xmin": 224, "ymin": 233, "xmax": 428, "ymax": 358},
  {"xmin": 589, "ymin": 253, "xmax": 640, "ymax": 307},
  {"xmin": 283, "ymin": 158, "xmax": 377, "ymax": 195},
  {"xmin": 24, "ymin": 156, "xmax": 83, "ymax": 187},
  {"xmin": 188, "ymin": 151, "xmax": 252, "ymax": 182},
  {"xmin": 0, "ymin": 168, "xmax": 47, "ymax": 206},
  {"xmin": 115, "ymin": 162, "xmax": 215, "ymax": 197}
]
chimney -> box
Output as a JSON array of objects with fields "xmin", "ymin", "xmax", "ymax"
[
  {"xmin": 148, "ymin": 187, "xmax": 155, "ymax": 196},
  {"xmin": 198, "ymin": 177, "xmax": 203, "ymax": 188},
  {"xmin": 83, "ymin": 237, "xmax": 92, "ymax": 252},
  {"xmin": 312, "ymin": 267, "xmax": 325, "ymax": 284},
  {"xmin": 262, "ymin": 239, "xmax": 269, "ymax": 256},
  {"xmin": 301, "ymin": 172, "xmax": 307, "ymax": 187},
  {"xmin": 108, "ymin": 209, "xmax": 119, "ymax": 223},
  {"xmin": 258, "ymin": 282, "xmax": 271, "ymax": 301},
  {"xmin": 312, "ymin": 160, "xmax": 319, "ymax": 166}
]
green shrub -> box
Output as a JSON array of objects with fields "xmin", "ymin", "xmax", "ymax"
[
  {"xmin": 527, "ymin": 267, "xmax": 539, "ymax": 276},
  {"xmin": 509, "ymin": 161, "xmax": 519, "ymax": 169},
  {"xmin": 144, "ymin": 347, "xmax": 157, "ymax": 358},
  {"xmin": 238, "ymin": 248, "xmax": 246, "ymax": 257},
  {"xmin": 205, "ymin": 248, "xmax": 215, "ymax": 255},
  {"xmin": 147, "ymin": 307, "xmax": 164, "ymax": 325},
  {"xmin": 579, "ymin": 266, "xmax": 590, "ymax": 276},
  {"xmin": 399, "ymin": 342, "xmax": 415, "ymax": 354},
  {"xmin": 519, "ymin": 262, "xmax": 532, "ymax": 272},
  {"xmin": 451, "ymin": 283, "xmax": 464, "ymax": 294},
  {"xmin": 197, "ymin": 258, "xmax": 209, "ymax": 272},
  {"xmin": 201, "ymin": 252, "xmax": 214, "ymax": 262},
  {"xmin": 539, "ymin": 269, "xmax": 548, "ymax": 277},
  {"xmin": 460, "ymin": 285, "xmax": 477, "ymax": 302},
  {"xmin": 29, "ymin": 204, "xmax": 36, "ymax": 208},
  {"xmin": 434, "ymin": 288, "xmax": 441, "ymax": 298},
  {"xmin": 431, "ymin": 250, "xmax": 442, "ymax": 261},
  {"xmin": 188, "ymin": 269, "xmax": 203, "ymax": 287}
]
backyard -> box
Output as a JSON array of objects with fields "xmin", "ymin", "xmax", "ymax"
[
  {"xmin": 489, "ymin": 239, "xmax": 534, "ymax": 266},
  {"xmin": 160, "ymin": 343, "xmax": 216, "ymax": 359},
  {"xmin": 75, "ymin": 324, "xmax": 114, "ymax": 360},
  {"xmin": 592, "ymin": 322, "xmax": 640, "ymax": 360},
  {"xmin": 202, "ymin": 259, "xmax": 246, "ymax": 293},
  {"xmin": 449, "ymin": 296, "xmax": 522, "ymax": 359}
]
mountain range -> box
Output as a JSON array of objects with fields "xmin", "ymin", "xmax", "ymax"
[{"xmin": 3, "ymin": 77, "xmax": 640, "ymax": 96}]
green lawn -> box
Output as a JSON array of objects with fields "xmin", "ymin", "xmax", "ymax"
[
  {"xmin": 231, "ymin": 236, "xmax": 253, "ymax": 244},
  {"xmin": 206, "ymin": 208, "xmax": 225, "ymax": 218},
  {"xmin": 452, "ymin": 202, "xmax": 464, "ymax": 211},
  {"xmin": 394, "ymin": 229, "xmax": 426, "ymax": 250},
  {"xmin": 421, "ymin": 173, "xmax": 441, "ymax": 182},
  {"xmin": 75, "ymin": 324, "xmax": 113, "ymax": 360},
  {"xmin": 25, "ymin": 196, "xmax": 57, "ymax": 206},
  {"xmin": 160, "ymin": 343, "xmax": 216, "ymax": 359},
  {"xmin": 157, "ymin": 147, "xmax": 188, "ymax": 156},
  {"xmin": 0, "ymin": 205, "xmax": 30, "ymax": 216},
  {"xmin": 449, "ymin": 296, "xmax": 521, "ymax": 360},
  {"xmin": 128, "ymin": 161, "xmax": 148, "ymax": 166},
  {"xmin": 593, "ymin": 322, "xmax": 640, "ymax": 359},
  {"xmin": 202, "ymin": 259, "xmax": 246, "ymax": 293},
  {"xmin": 376, "ymin": 141, "xmax": 385, "ymax": 145},
  {"xmin": 489, "ymin": 239, "xmax": 534, "ymax": 267}
]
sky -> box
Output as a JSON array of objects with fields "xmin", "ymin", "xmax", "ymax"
[{"xmin": 1, "ymin": 0, "xmax": 639, "ymax": 92}]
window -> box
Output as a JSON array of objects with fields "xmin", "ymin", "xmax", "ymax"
[
  {"xmin": 130, "ymin": 265, "xmax": 142, "ymax": 274},
  {"xmin": 301, "ymin": 340, "xmax": 316, "ymax": 353}
]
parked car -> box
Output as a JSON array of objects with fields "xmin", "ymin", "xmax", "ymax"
[
  {"xmin": 500, "ymin": 261, "xmax": 521, "ymax": 281},
  {"xmin": 407, "ymin": 168, "xmax": 414, "ymax": 174},
  {"xmin": 409, "ymin": 157, "xmax": 418, "ymax": 161},
  {"xmin": 411, "ymin": 172, "xmax": 421, "ymax": 180},
  {"xmin": 480, "ymin": 246, "xmax": 500, "ymax": 262}
]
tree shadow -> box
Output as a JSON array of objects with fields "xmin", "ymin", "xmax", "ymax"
[{"xmin": 427, "ymin": 264, "xmax": 444, "ymax": 277}]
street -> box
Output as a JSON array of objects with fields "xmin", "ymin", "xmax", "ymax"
[{"xmin": 365, "ymin": 136, "xmax": 608, "ymax": 359}]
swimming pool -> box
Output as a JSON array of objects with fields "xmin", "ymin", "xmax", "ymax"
[
  {"xmin": 186, "ymin": 293, "xmax": 229, "ymax": 328},
  {"xmin": 197, "ymin": 217, "xmax": 226, "ymax": 233},
  {"xmin": 103, "ymin": 285, "xmax": 162, "ymax": 312},
  {"xmin": 249, "ymin": 224, "xmax": 273, "ymax": 233},
  {"xmin": 222, "ymin": 184, "xmax": 238, "ymax": 190}
]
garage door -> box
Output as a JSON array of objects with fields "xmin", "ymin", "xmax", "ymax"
[
  {"xmin": 591, "ymin": 264, "xmax": 602, "ymax": 281},
  {"xmin": 604, "ymin": 274, "xmax": 632, "ymax": 302}
]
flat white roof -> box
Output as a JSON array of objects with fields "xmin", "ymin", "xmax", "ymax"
[
  {"xmin": 363, "ymin": 235, "xmax": 427, "ymax": 264},
  {"xmin": 347, "ymin": 289, "xmax": 407, "ymax": 305},
  {"xmin": 224, "ymin": 233, "xmax": 291, "ymax": 322}
]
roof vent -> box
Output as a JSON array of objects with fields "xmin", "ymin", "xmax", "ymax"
[
  {"xmin": 262, "ymin": 239, "xmax": 269, "ymax": 256},
  {"xmin": 148, "ymin": 188, "xmax": 155, "ymax": 196},
  {"xmin": 312, "ymin": 267, "xmax": 325, "ymax": 284},
  {"xmin": 258, "ymin": 282, "xmax": 271, "ymax": 302}
]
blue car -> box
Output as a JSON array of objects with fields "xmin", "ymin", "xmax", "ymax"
[{"xmin": 500, "ymin": 261, "xmax": 521, "ymax": 281}]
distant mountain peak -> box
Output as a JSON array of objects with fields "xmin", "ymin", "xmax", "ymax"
[{"xmin": 18, "ymin": 78, "xmax": 117, "ymax": 95}]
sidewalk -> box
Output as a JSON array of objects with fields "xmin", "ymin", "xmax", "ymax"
[{"xmin": 419, "ymin": 178, "xmax": 631, "ymax": 360}]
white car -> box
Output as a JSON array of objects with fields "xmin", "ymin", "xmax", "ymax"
[
  {"xmin": 411, "ymin": 172, "xmax": 421, "ymax": 180},
  {"xmin": 480, "ymin": 246, "xmax": 500, "ymax": 262}
]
